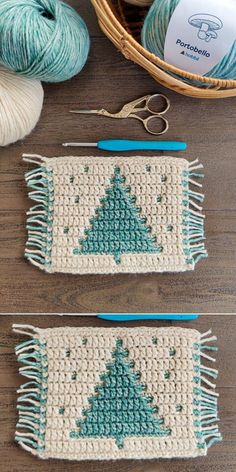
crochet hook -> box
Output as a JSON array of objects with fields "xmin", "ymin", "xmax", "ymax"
[
  {"xmin": 62, "ymin": 139, "xmax": 187, "ymax": 152},
  {"xmin": 97, "ymin": 314, "xmax": 199, "ymax": 321}
]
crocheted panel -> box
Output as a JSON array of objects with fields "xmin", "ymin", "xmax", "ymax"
[
  {"xmin": 24, "ymin": 155, "xmax": 207, "ymax": 274},
  {"xmin": 14, "ymin": 326, "xmax": 221, "ymax": 461}
]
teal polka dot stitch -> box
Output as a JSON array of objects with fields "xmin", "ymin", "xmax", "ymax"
[
  {"xmin": 161, "ymin": 175, "xmax": 167, "ymax": 182},
  {"xmin": 164, "ymin": 370, "xmax": 171, "ymax": 379},
  {"xmin": 70, "ymin": 339, "xmax": 171, "ymax": 448},
  {"xmin": 176, "ymin": 405, "xmax": 183, "ymax": 413},
  {"xmin": 73, "ymin": 167, "xmax": 161, "ymax": 264},
  {"xmin": 169, "ymin": 348, "xmax": 176, "ymax": 356},
  {"xmin": 71, "ymin": 371, "xmax": 77, "ymax": 381}
]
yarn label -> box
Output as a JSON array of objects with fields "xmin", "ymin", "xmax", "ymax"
[{"xmin": 164, "ymin": 0, "xmax": 235, "ymax": 75}]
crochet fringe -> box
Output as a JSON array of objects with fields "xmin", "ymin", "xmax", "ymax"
[
  {"xmin": 23, "ymin": 154, "xmax": 54, "ymax": 271},
  {"xmin": 194, "ymin": 329, "xmax": 222, "ymax": 449},
  {"xmin": 184, "ymin": 159, "xmax": 207, "ymax": 265},
  {"xmin": 13, "ymin": 324, "xmax": 47, "ymax": 456}
]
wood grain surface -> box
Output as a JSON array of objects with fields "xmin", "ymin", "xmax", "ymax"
[
  {"xmin": 0, "ymin": 314, "xmax": 235, "ymax": 472},
  {"xmin": 0, "ymin": 0, "xmax": 236, "ymax": 313}
]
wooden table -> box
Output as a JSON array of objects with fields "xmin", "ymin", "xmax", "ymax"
[
  {"xmin": 0, "ymin": 0, "xmax": 236, "ymax": 313},
  {"xmin": 0, "ymin": 314, "xmax": 235, "ymax": 472}
]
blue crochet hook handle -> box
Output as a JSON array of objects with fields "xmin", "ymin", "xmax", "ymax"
[
  {"xmin": 97, "ymin": 140, "xmax": 187, "ymax": 152},
  {"xmin": 97, "ymin": 314, "xmax": 199, "ymax": 321},
  {"xmin": 63, "ymin": 140, "xmax": 187, "ymax": 152}
]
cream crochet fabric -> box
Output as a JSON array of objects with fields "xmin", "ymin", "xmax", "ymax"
[
  {"xmin": 23, "ymin": 155, "xmax": 207, "ymax": 274},
  {"xmin": 14, "ymin": 326, "xmax": 221, "ymax": 461}
]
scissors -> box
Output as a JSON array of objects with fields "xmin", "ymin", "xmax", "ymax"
[{"xmin": 70, "ymin": 94, "xmax": 170, "ymax": 136}]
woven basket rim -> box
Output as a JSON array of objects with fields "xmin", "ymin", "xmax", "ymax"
[{"xmin": 92, "ymin": 0, "xmax": 236, "ymax": 91}]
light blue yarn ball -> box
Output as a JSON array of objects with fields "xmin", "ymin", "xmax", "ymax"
[
  {"xmin": 0, "ymin": 0, "xmax": 90, "ymax": 83},
  {"xmin": 141, "ymin": 0, "xmax": 236, "ymax": 85}
]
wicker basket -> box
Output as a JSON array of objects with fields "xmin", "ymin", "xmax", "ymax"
[
  {"xmin": 124, "ymin": 0, "xmax": 152, "ymax": 5},
  {"xmin": 91, "ymin": 0, "xmax": 236, "ymax": 99}
]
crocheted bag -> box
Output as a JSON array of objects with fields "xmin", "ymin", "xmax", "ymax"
[
  {"xmin": 14, "ymin": 325, "xmax": 221, "ymax": 461},
  {"xmin": 23, "ymin": 154, "xmax": 207, "ymax": 274}
]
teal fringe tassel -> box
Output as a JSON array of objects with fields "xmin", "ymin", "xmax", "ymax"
[
  {"xmin": 183, "ymin": 163, "xmax": 208, "ymax": 266},
  {"xmin": 15, "ymin": 336, "xmax": 48, "ymax": 455},
  {"xmin": 193, "ymin": 332, "xmax": 222, "ymax": 451},
  {"xmin": 25, "ymin": 166, "xmax": 54, "ymax": 270}
]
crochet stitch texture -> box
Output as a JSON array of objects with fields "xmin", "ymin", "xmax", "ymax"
[
  {"xmin": 14, "ymin": 326, "xmax": 221, "ymax": 461},
  {"xmin": 24, "ymin": 155, "xmax": 207, "ymax": 274}
]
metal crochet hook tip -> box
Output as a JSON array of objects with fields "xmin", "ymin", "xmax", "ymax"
[{"xmin": 63, "ymin": 142, "xmax": 96, "ymax": 147}]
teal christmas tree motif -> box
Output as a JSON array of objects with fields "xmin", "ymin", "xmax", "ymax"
[
  {"xmin": 70, "ymin": 339, "xmax": 171, "ymax": 448},
  {"xmin": 73, "ymin": 167, "xmax": 161, "ymax": 264}
]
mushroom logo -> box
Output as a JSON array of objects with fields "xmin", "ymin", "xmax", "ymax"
[{"xmin": 188, "ymin": 14, "xmax": 223, "ymax": 43}]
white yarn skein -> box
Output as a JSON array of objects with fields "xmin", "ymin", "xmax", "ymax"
[{"xmin": 0, "ymin": 67, "xmax": 44, "ymax": 146}]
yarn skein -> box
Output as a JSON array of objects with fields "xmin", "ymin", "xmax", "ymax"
[
  {"xmin": 0, "ymin": 67, "xmax": 44, "ymax": 146},
  {"xmin": 0, "ymin": 0, "xmax": 90, "ymax": 83},
  {"xmin": 142, "ymin": 0, "xmax": 236, "ymax": 84}
]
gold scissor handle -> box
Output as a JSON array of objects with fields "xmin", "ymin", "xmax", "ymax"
[
  {"xmin": 146, "ymin": 94, "xmax": 170, "ymax": 115},
  {"xmin": 129, "ymin": 94, "xmax": 170, "ymax": 134},
  {"xmin": 143, "ymin": 115, "xmax": 169, "ymax": 135}
]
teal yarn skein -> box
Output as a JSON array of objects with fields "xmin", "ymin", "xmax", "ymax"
[
  {"xmin": 141, "ymin": 0, "xmax": 236, "ymax": 85},
  {"xmin": 0, "ymin": 0, "xmax": 90, "ymax": 83}
]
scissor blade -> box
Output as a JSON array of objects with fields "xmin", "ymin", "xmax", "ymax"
[{"xmin": 70, "ymin": 110, "xmax": 100, "ymax": 114}]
